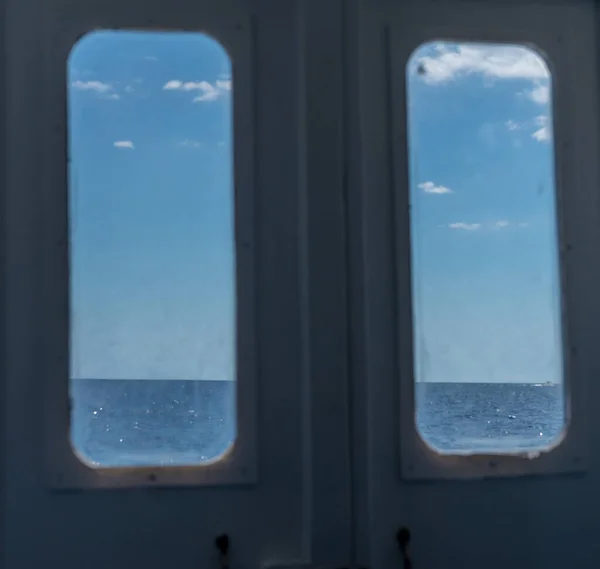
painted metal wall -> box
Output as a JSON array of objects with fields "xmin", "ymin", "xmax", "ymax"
[
  {"xmin": 2, "ymin": 0, "xmax": 350, "ymax": 567},
  {"xmin": 3, "ymin": 0, "xmax": 600, "ymax": 568},
  {"xmin": 350, "ymin": 1, "xmax": 600, "ymax": 568}
]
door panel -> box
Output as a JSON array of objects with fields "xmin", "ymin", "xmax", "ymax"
[
  {"xmin": 3, "ymin": 0, "xmax": 350, "ymax": 568},
  {"xmin": 6, "ymin": 0, "xmax": 600, "ymax": 568},
  {"xmin": 350, "ymin": 1, "xmax": 600, "ymax": 567}
]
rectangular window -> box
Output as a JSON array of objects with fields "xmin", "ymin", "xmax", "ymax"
[
  {"xmin": 406, "ymin": 41, "xmax": 565, "ymax": 455},
  {"xmin": 68, "ymin": 30, "xmax": 236, "ymax": 468}
]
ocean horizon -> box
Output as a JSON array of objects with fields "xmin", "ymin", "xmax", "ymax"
[{"xmin": 69, "ymin": 379, "xmax": 564, "ymax": 466}]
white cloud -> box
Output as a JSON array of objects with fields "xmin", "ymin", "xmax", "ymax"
[
  {"xmin": 527, "ymin": 83, "xmax": 550, "ymax": 105},
  {"xmin": 449, "ymin": 222, "xmax": 481, "ymax": 231},
  {"xmin": 194, "ymin": 87, "xmax": 220, "ymax": 102},
  {"xmin": 506, "ymin": 116, "xmax": 551, "ymax": 143},
  {"xmin": 144, "ymin": 56, "xmax": 158, "ymax": 62},
  {"xmin": 216, "ymin": 79, "xmax": 232, "ymax": 91},
  {"xmin": 71, "ymin": 80, "xmax": 112, "ymax": 92},
  {"xmin": 418, "ymin": 181, "xmax": 453, "ymax": 194},
  {"xmin": 124, "ymin": 86, "xmax": 135, "ymax": 94},
  {"xmin": 163, "ymin": 79, "xmax": 232, "ymax": 102},
  {"xmin": 531, "ymin": 115, "xmax": 551, "ymax": 142},
  {"xmin": 178, "ymin": 139, "xmax": 203, "ymax": 149},
  {"xmin": 532, "ymin": 128, "xmax": 550, "ymax": 141},
  {"xmin": 114, "ymin": 140, "xmax": 134, "ymax": 149},
  {"xmin": 182, "ymin": 81, "xmax": 212, "ymax": 91},
  {"xmin": 71, "ymin": 79, "xmax": 121, "ymax": 101},
  {"xmin": 413, "ymin": 43, "xmax": 549, "ymax": 85},
  {"xmin": 447, "ymin": 220, "xmax": 527, "ymax": 231},
  {"xmin": 163, "ymin": 80, "xmax": 183, "ymax": 90}
]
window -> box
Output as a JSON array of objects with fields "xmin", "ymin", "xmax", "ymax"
[
  {"xmin": 68, "ymin": 30, "xmax": 236, "ymax": 468},
  {"xmin": 406, "ymin": 41, "xmax": 564, "ymax": 455}
]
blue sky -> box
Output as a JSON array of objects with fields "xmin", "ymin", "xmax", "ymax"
[
  {"xmin": 408, "ymin": 42, "xmax": 561, "ymax": 383},
  {"xmin": 68, "ymin": 34, "xmax": 561, "ymax": 384},
  {"xmin": 69, "ymin": 31, "xmax": 234, "ymax": 380}
]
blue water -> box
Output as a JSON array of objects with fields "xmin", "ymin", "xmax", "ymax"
[
  {"xmin": 70, "ymin": 380, "xmax": 564, "ymax": 466},
  {"xmin": 416, "ymin": 382, "xmax": 564, "ymax": 453},
  {"xmin": 70, "ymin": 380, "xmax": 236, "ymax": 467}
]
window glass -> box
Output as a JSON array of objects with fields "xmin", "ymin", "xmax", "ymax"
[
  {"xmin": 406, "ymin": 41, "xmax": 564, "ymax": 454},
  {"xmin": 68, "ymin": 31, "xmax": 236, "ymax": 467}
]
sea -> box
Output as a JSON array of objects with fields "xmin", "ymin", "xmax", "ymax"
[{"xmin": 70, "ymin": 380, "xmax": 565, "ymax": 467}]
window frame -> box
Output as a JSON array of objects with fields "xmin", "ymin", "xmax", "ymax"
[
  {"xmin": 41, "ymin": 14, "xmax": 257, "ymax": 490},
  {"xmin": 391, "ymin": 24, "xmax": 588, "ymax": 480}
]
